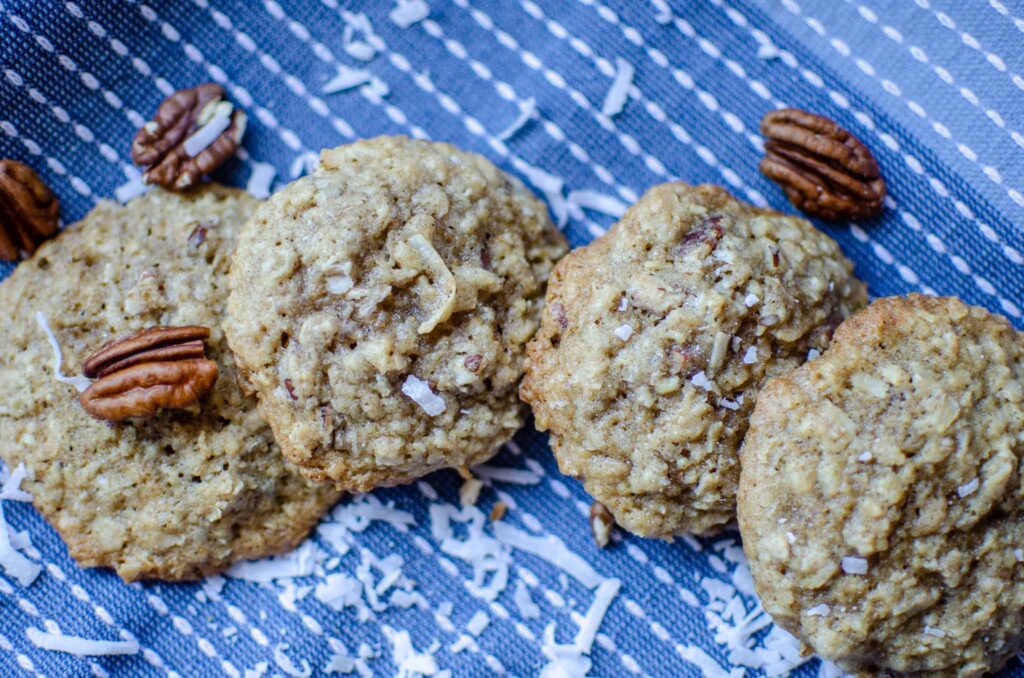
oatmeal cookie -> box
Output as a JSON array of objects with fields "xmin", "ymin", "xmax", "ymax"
[
  {"xmin": 738, "ymin": 295, "xmax": 1024, "ymax": 676},
  {"xmin": 0, "ymin": 186, "xmax": 340, "ymax": 581},
  {"xmin": 521, "ymin": 183, "xmax": 866, "ymax": 537},
  {"xmin": 225, "ymin": 137, "xmax": 566, "ymax": 490}
]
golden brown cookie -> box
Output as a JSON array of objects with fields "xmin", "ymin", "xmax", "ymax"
[
  {"xmin": 0, "ymin": 186, "xmax": 339, "ymax": 581},
  {"xmin": 521, "ymin": 183, "xmax": 866, "ymax": 537},
  {"xmin": 225, "ymin": 137, "xmax": 567, "ymax": 491},
  {"xmin": 739, "ymin": 295, "xmax": 1024, "ymax": 675}
]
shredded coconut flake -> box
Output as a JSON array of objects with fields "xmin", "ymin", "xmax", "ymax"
[
  {"xmin": 743, "ymin": 293, "xmax": 759, "ymax": 307},
  {"xmin": 466, "ymin": 611, "xmax": 489, "ymax": 637},
  {"xmin": 0, "ymin": 503, "xmax": 40, "ymax": 586},
  {"xmin": 366, "ymin": 78, "xmax": 390, "ymax": 98},
  {"xmin": 498, "ymin": 98, "xmax": 536, "ymax": 141},
  {"xmin": 324, "ymin": 650, "xmax": 356, "ymax": 674},
  {"xmin": 785, "ymin": 531, "xmax": 796, "ymax": 544},
  {"xmin": 601, "ymin": 57, "xmax": 634, "ymax": 117},
  {"xmin": 226, "ymin": 540, "xmax": 323, "ymax": 581},
  {"xmin": 719, "ymin": 398, "xmax": 740, "ymax": 411},
  {"xmin": 183, "ymin": 101, "xmax": 234, "ymax": 157},
  {"xmin": 958, "ymin": 477, "xmax": 979, "ymax": 497},
  {"xmin": 1016, "ymin": 548, "xmax": 1024, "ymax": 562},
  {"xmin": 431, "ymin": 504, "xmax": 510, "ymax": 600},
  {"xmin": 326, "ymin": 275, "xmax": 354, "ymax": 295},
  {"xmin": 472, "ymin": 465, "xmax": 540, "ymax": 485},
  {"xmin": 459, "ymin": 478, "xmax": 484, "ymax": 507},
  {"xmin": 573, "ymin": 578, "xmax": 620, "ymax": 652},
  {"xmin": 742, "ymin": 347, "xmax": 758, "ymax": 365},
  {"xmin": 492, "ymin": 522, "xmax": 602, "ymax": 588},
  {"xmin": 521, "ymin": 163, "xmax": 568, "ymax": 228},
  {"xmin": 513, "ymin": 580, "xmax": 540, "ymax": 619},
  {"xmin": 114, "ymin": 173, "xmax": 150, "ymax": 203},
  {"xmin": 35, "ymin": 312, "xmax": 92, "ymax": 393},
  {"xmin": 567, "ymin": 189, "xmax": 628, "ymax": 218},
  {"xmin": 389, "ymin": 0, "xmax": 429, "ymax": 27},
  {"xmin": 1, "ymin": 464, "xmax": 32, "ymax": 502},
  {"xmin": 315, "ymin": 572, "xmax": 363, "ymax": 613},
  {"xmin": 273, "ymin": 643, "xmax": 312, "ymax": 678},
  {"xmin": 539, "ymin": 578, "xmax": 620, "ymax": 677},
  {"xmin": 25, "ymin": 628, "xmax": 138, "ymax": 656},
  {"xmin": 342, "ymin": 13, "xmax": 378, "ymax": 61},
  {"xmin": 289, "ymin": 151, "xmax": 320, "ymax": 178},
  {"xmin": 401, "ymin": 375, "xmax": 446, "ymax": 416},
  {"xmin": 246, "ymin": 162, "xmax": 276, "ymax": 199},
  {"xmin": 679, "ymin": 644, "xmax": 744, "ymax": 678},
  {"xmin": 807, "ymin": 348, "xmax": 821, "ymax": 360},
  {"xmin": 841, "ymin": 556, "xmax": 868, "ymax": 575},
  {"xmin": 345, "ymin": 41, "xmax": 376, "ymax": 61},
  {"xmin": 858, "ymin": 451, "xmax": 873, "ymax": 462},
  {"xmin": 804, "ymin": 603, "xmax": 830, "ymax": 617},
  {"xmin": 383, "ymin": 626, "xmax": 439, "ymax": 677},
  {"xmin": 691, "ymin": 371, "xmax": 713, "ymax": 390},
  {"xmin": 610, "ymin": 324, "xmax": 633, "ymax": 342},
  {"xmin": 323, "ymin": 66, "xmax": 373, "ymax": 94},
  {"xmin": 923, "ymin": 626, "xmax": 945, "ymax": 637}
]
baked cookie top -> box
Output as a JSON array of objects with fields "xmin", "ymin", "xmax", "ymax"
[
  {"xmin": 225, "ymin": 137, "xmax": 566, "ymax": 490},
  {"xmin": 738, "ymin": 295, "xmax": 1024, "ymax": 676},
  {"xmin": 520, "ymin": 183, "xmax": 866, "ymax": 537},
  {"xmin": 0, "ymin": 186, "xmax": 339, "ymax": 582}
]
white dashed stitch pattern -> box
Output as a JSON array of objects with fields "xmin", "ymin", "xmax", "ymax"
[{"xmin": 916, "ymin": 0, "xmax": 1024, "ymax": 91}]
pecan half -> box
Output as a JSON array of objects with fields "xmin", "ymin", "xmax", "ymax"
[
  {"xmin": 131, "ymin": 83, "xmax": 247, "ymax": 191},
  {"xmin": 0, "ymin": 160, "xmax": 59, "ymax": 262},
  {"xmin": 759, "ymin": 108, "xmax": 885, "ymax": 221},
  {"xmin": 79, "ymin": 326, "xmax": 218, "ymax": 422}
]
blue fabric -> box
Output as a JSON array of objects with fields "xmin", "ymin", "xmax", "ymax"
[{"xmin": 1, "ymin": 0, "xmax": 1022, "ymax": 676}]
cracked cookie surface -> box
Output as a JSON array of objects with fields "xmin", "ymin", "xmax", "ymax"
[
  {"xmin": 225, "ymin": 137, "xmax": 566, "ymax": 490},
  {"xmin": 0, "ymin": 186, "xmax": 340, "ymax": 581},
  {"xmin": 521, "ymin": 183, "xmax": 866, "ymax": 537},
  {"xmin": 739, "ymin": 295, "xmax": 1024, "ymax": 676}
]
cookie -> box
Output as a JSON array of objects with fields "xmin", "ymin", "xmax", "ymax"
[
  {"xmin": 0, "ymin": 186, "xmax": 340, "ymax": 581},
  {"xmin": 738, "ymin": 295, "xmax": 1024, "ymax": 675},
  {"xmin": 225, "ymin": 137, "xmax": 567, "ymax": 490},
  {"xmin": 520, "ymin": 183, "xmax": 866, "ymax": 537}
]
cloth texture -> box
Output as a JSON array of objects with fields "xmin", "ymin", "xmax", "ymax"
[{"xmin": 0, "ymin": 0, "xmax": 1022, "ymax": 676}]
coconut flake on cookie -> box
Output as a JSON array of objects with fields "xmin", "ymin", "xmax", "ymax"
[{"xmin": 402, "ymin": 375, "xmax": 446, "ymax": 416}]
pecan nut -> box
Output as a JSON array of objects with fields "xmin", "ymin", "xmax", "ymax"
[
  {"xmin": 759, "ymin": 108, "xmax": 885, "ymax": 221},
  {"xmin": 0, "ymin": 160, "xmax": 59, "ymax": 262},
  {"xmin": 79, "ymin": 326, "xmax": 218, "ymax": 422},
  {"xmin": 131, "ymin": 83, "xmax": 247, "ymax": 191}
]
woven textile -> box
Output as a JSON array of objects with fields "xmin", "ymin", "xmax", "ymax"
[{"xmin": 1, "ymin": 0, "xmax": 1022, "ymax": 675}]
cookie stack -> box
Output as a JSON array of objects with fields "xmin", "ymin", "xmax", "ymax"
[
  {"xmin": 521, "ymin": 180, "xmax": 1024, "ymax": 674},
  {"xmin": 3, "ymin": 128, "xmax": 1022, "ymax": 675},
  {"xmin": 0, "ymin": 136, "xmax": 567, "ymax": 581}
]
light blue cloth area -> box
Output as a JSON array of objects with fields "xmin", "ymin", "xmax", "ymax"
[{"xmin": 1, "ymin": 0, "xmax": 1022, "ymax": 675}]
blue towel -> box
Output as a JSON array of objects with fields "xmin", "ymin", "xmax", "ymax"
[{"xmin": 1, "ymin": 0, "xmax": 1022, "ymax": 675}]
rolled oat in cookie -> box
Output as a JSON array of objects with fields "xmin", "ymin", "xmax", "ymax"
[
  {"xmin": 521, "ymin": 183, "xmax": 866, "ymax": 538},
  {"xmin": 225, "ymin": 136, "xmax": 567, "ymax": 491},
  {"xmin": 0, "ymin": 186, "xmax": 339, "ymax": 582},
  {"xmin": 738, "ymin": 295, "xmax": 1024, "ymax": 676}
]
